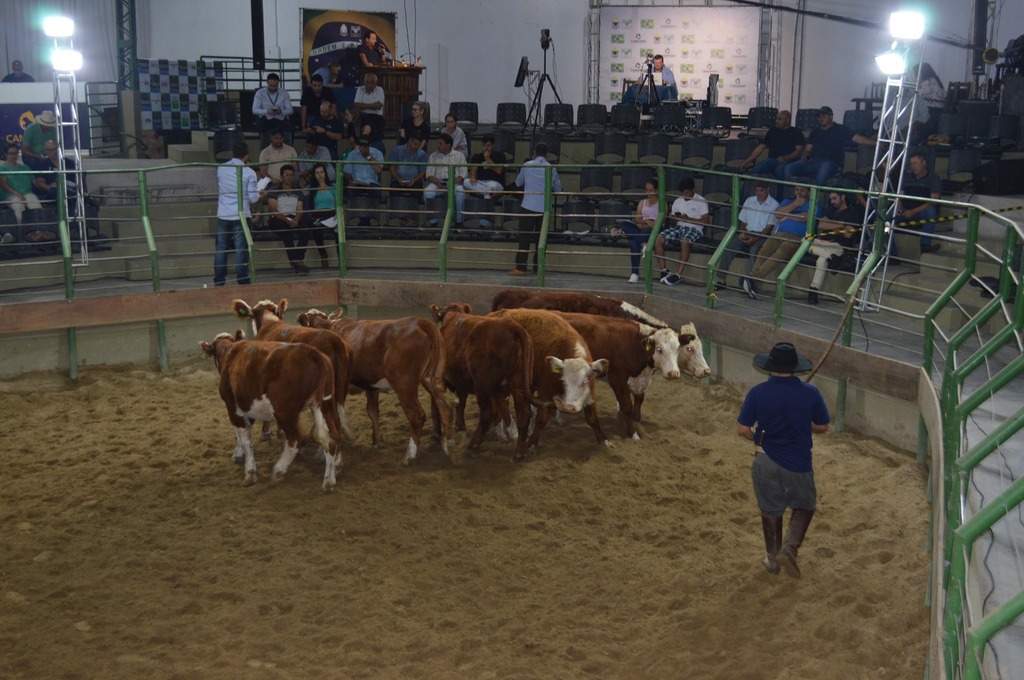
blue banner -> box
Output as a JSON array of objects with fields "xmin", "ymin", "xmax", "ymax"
[{"xmin": 0, "ymin": 104, "xmax": 88, "ymax": 148}]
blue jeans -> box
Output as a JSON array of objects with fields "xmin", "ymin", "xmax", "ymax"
[
  {"xmin": 214, "ymin": 218, "xmax": 251, "ymax": 286},
  {"xmin": 617, "ymin": 220, "xmax": 652, "ymax": 275},
  {"xmin": 718, "ymin": 234, "xmax": 766, "ymax": 283},
  {"xmin": 784, "ymin": 158, "xmax": 839, "ymax": 187},
  {"xmin": 750, "ymin": 158, "xmax": 790, "ymax": 181},
  {"xmin": 897, "ymin": 205, "xmax": 938, "ymax": 246}
]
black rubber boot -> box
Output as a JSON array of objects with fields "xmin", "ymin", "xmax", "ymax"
[
  {"xmin": 808, "ymin": 288, "xmax": 819, "ymax": 305},
  {"xmin": 761, "ymin": 515, "xmax": 783, "ymax": 575},
  {"xmin": 776, "ymin": 508, "xmax": 814, "ymax": 578}
]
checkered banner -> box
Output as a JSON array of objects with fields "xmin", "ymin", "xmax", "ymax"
[
  {"xmin": 138, "ymin": 59, "xmax": 212, "ymax": 131},
  {"xmin": 599, "ymin": 6, "xmax": 760, "ymax": 113}
]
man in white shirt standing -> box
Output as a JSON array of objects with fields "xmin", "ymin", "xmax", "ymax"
[
  {"xmin": 509, "ymin": 142, "xmax": 561, "ymax": 276},
  {"xmin": 215, "ymin": 142, "xmax": 266, "ymax": 286},
  {"xmin": 654, "ymin": 176, "xmax": 710, "ymax": 286}
]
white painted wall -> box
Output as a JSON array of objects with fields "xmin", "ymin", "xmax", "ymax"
[{"xmin": 140, "ymin": 0, "xmax": 1024, "ymax": 123}]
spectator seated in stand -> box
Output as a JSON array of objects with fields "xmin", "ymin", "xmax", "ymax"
[
  {"xmin": 258, "ymin": 130, "xmax": 297, "ymax": 182},
  {"xmin": 738, "ymin": 110, "xmax": 805, "ymax": 181},
  {"xmin": 463, "ymin": 133, "xmax": 507, "ymax": 198},
  {"xmin": 654, "ymin": 176, "xmax": 710, "ymax": 286},
  {"xmin": 342, "ymin": 136, "xmax": 383, "ymax": 225},
  {"xmin": 398, "ymin": 101, "xmax": 431, "ymax": 148},
  {"xmin": 440, "ymin": 113, "xmax": 468, "ymax": 157},
  {"xmin": 784, "ymin": 106, "xmax": 873, "ymax": 187},
  {"xmin": 387, "ymin": 132, "xmax": 428, "ymax": 196},
  {"xmin": 267, "ymin": 164, "xmax": 309, "ymax": 274},
  {"xmin": 20, "ymin": 110, "xmax": 58, "ymax": 172},
  {"xmin": 252, "ymin": 73, "xmax": 294, "ymax": 135},
  {"xmin": 741, "ymin": 185, "xmax": 822, "ymax": 299},
  {"xmin": 807, "ymin": 190, "xmax": 862, "ymax": 304},
  {"xmin": 424, "ymin": 133, "xmax": 468, "ymax": 228},
  {"xmin": 897, "ymin": 150, "xmax": 943, "ymax": 254},
  {"xmin": 296, "ymin": 134, "xmax": 335, "ymax": 187},
  {"xmin": 715, "ymin": 181, "xmax": 780, "ymax": 290},
  {"xmin": 610, "ymin": 177, "xmax": 661, "ymax": 283},
  {"xmin": 299, "ymin": 74, "xmax": 336, "ymax": 134},
  {"xmin": 304, "ymin": 163, "xmax": 334, "ymax": 269},
  {"xmin": 0, "ymin": 143, "xmax": 44, "ymax": 233}
]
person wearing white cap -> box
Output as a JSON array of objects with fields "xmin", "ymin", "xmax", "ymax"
[
  {"xmin": 21, "ymin": 111, "xmax": 58, "ymax": 171},
  {"xmin": 737, "ymin": 342, "xmax": 830, "ymax": 578}
]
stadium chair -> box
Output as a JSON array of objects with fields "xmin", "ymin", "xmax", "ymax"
[
  {"xmin": 543, "ymin": 103, "xmax": 574, "ymax": 131},
  {"xmin": 530, "ymin": 130, "xmax": 562, "ymax": 162},
  {"xmin": 652, "ymin": 104, "xmax": 688, "ymax": 135},
  {"xmin": 680, "ymin": 136, "xmax": 714, "ymax": 169},
  {"xmin": 560, "ymin": 197, "xmax": 596, "ymax": 235},
  {"xmin": 576, "ymin": 104, "xmax": 607, "ymax": 134},
  {"xmin": 578, "ymin": 163, "xmax": 614, "ymax": 195},
  {"xmin": 721, "ymin": 138, "xmax": 759, "ymax": 169},
  {"xmin": 795, "ymin": 108, "xmax": 819, "ymax": 135},
  {"xmin": 496, "ymin": 102, "xmax": 527, "ymax": 133},
  {"xmin": 701, "ymin": 173, "xmax": 734, "ymax": 207},
  {"xmin": 610, "ymin": 104, "xmax": 641, "ymax": 130},
  {"xmin": 637, "ymin": 133, "xmax": 670, "ymax": 164},
  {"xmin": 594, "ymin": 132, "xmax": 627, "ymax": 164},
  {"xmin": 701, "ymin": 106, "xmax": 732, "ymax": 137},
  {"xmin": 745, "ymin": 106, "xmax": 778, "ymax": 135}
]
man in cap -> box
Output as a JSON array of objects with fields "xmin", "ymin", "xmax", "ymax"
[
  {"xmin": 783, "ymin": 105, "xmax": 873, "ymax": 187},
  {"xmin": 738, "ymin": 342, "xmax": 830, "ymax": 578},
  {"xmin": 21, "ymin": 111, "xmax": 59, "ymax": 171}
]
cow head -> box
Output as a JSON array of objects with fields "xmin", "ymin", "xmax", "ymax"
[
  {"xmin": 644, "ymin": 327, "xmax": 682, "ymax": 380},
  {"xmin": 678, "ymin": 322, "xmax": 712, "ymax": 378},
  {"xmin": 232, "ymin": 298, "xmax": 286, "ymax": 336},
  {"xmin": 199, "ymin": 329, "xmax": 245, "ymax": 373},
  {"xmin": 430, "ymin": 302, "xmax": 473, "ymax": 324},
  {"xmin": 297, "ymin": 309, "xmax": 331, "ymax": 329},
  {"xmin": 546, "ymin": 355, "xmax": 609, "ymax": 414}
]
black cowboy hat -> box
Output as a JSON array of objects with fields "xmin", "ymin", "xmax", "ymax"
[{"xmin": 753, "ymin": 342, "xmax": 813, "ymax": 374}]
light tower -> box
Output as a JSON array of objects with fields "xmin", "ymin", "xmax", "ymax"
[
  {"xmin": 857, "ymin": 10, "xmax": 927, "ymax": 310},
  {"xmin": 44, "ymin": 16, "xmax": 88, "ymax": 264}
]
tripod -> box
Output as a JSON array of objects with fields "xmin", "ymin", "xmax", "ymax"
[
  {"xmin": 634, "ymin": 60, "xmax": 660, "ymax": 113},
  {"xmin": 527, "ymin": 43, "xmax": 561, "ymax": 132}
]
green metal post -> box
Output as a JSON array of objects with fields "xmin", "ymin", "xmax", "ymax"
[
  {"xmin": 771, "ymin": 185, "xmax": 819, "ymax": 326},
  {"xmin": 536, "ymin": 165, "xmax": 553, "ymax": 287},
  {"xmin": 138, "ymin": 171, "xmax": 168, "ymax": 370},
  {"xmin": 644, "ymin": 166, "xmax": 668, "ymax": 295},
  {"xmin": 334, "ymin": 161, "xmax": 347, "ymax": 277},
  {"xmin": 705, "ymin": 172, "xmax": 740, "ymax": 309},
  {"xmin": 235, "ymin": 164, "xmax": 257, "ymax": 284}
]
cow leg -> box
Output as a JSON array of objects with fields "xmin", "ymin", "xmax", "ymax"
[
  {"xmin": 237, "ymin": 424, "xmax": 258, "ymax": 486},
  {"xmin": 583, "ymin": 403, "xmax": 610, "ymax": 446},
  {"xmin": 510, "ymin": 392, "xmax": 532, "ymax": 462},
  {"xmin": 468, "ymin": 393, "xmax": 492, "ymax": 450},
  {"xmin": 260, "ymin": 420, "xmax": 273, "ymax": 443},
  {"xmin": 233, "ymin": 420, "xmax": 251, "ymax": 464},
  {"xmin": 454, "ymin": 391, "xmax": 469, "ymax": 432},
  {"xmin": 336, "ymin": 401, "xmax": 353, "ymax": 440},
  {"xmin": 395, "ymin": 388, "xmax": 427, "ymax": 465},
  {"xmin": 365, "ymin": 391, "xmax": 383, "ymax": 447},
  {"xmin": 271, "ymin": 417, "xmax": 304, "ymax": 482},
  {"xmin": 422, "ymin": 375, "xmax": 452, "ymax": 453},
  {"xmin": 611, "ymin": 384, "xmax": 639, "ymax": 441},
  {"xmin": 634, "ymin": 393, "xmax": 645, "ymax": 423},
  {"xmin": 528, "ymin": 405, "xmax": 554, "ymax": 449}
]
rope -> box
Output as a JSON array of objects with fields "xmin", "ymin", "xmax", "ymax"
[{"xmin": 814, "ymin": 202, "xmax": 1024, "ymax": 239}]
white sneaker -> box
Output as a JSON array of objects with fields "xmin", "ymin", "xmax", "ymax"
[
  {"xmin": 0, "ymin": 233, "xmax": 13, "ymax": 244},
  {"xmin": 628, "ymin": 273, "xmax": 639, "ymax": 283}
]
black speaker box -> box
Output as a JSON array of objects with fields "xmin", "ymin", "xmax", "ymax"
[{"xmin": 973, "ymin": 159, "xmax": 1024, "ymax": 195}]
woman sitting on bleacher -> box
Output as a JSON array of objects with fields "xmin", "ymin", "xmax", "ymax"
[{"xmin": 611, "ymin": 177, "xmax": 661, "ymax": 284}]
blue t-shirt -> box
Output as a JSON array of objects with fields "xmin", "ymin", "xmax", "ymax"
[
  {"xmin": 775, "ymin": 198, "xmax": 820, "ymax": 237},
  {"xmin": 738, "ymin": 375, "xmax": 830, "ymax": 473}
]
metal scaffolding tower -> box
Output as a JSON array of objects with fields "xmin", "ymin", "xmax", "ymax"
[
  {"xmin": 856, "ymin": 41, "xmax": 926, "ymax": 311},
  {"xmin": 116, "ymin": 0, "xmax": 138, "ymax": 91}
]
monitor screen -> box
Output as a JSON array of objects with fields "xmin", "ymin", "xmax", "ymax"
[{"xmin": 514, "ymin": 56, "xmax": 529, "ymax": 88}]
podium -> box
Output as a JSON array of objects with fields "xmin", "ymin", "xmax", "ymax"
[{"xmin": 359, "ymin": 65, "xmax": 424, "ymax": 129}]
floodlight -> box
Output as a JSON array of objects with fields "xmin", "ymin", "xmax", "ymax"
[
  {"xmin": 51, "ymin": 49, "xmax": 83, "ymax": 73},
  {"xmin": 874, "ymin": 49, "xmax": 906, "ymax": 75},
  {"xmin": 43, "ymin": 16, "xmax": 75, "ymax": 38},
  {"xmin": 889, "ymin": 11, "xmax": 924, "ymax": 40}
]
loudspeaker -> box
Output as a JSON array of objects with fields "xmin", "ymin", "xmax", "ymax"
[
  {"xmin": 974, "ymin": 159, "xmax": 1024, "ymax": 195},
  {"xmin": 251, "ymin": 0, "xmax": 265, "ymax": 70}
]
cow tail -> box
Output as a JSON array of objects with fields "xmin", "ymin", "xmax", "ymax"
[{"xmin": 424, "ymin": 323, "xmax": 452, "ymax": 438}]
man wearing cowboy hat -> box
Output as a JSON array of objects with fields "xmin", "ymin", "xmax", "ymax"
[
  {"xmin": 737, "ymin": 342, "xmax": 830, "ymax": 578},
  {"xmin": 22, "ymin": 111, "xmax": 59, "ymax": 172}
]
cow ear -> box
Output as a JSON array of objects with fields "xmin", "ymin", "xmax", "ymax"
[
  {"xmin": 199, "ymin": 341, "xmax": 213, "ymax": 356},
  {"xmin": 680, "ymin": 333, "xmax": 695, "ymax": 346},
  {"xmin": 296, "ymin": 313, "xmax": 308, "ymax": 326},
  {"xmin": 278, "ymin": 298, "xmax": 289, "ymax": 316},
  {"xmin": 429, "ymin": 304, "xmax": 441, "ymax": 321},
  {"xmin": 234, "ymin": 329, "xmax": 244, "ymax": 340},
  {"xmin": 592, "ymin": 358, "xmax": 610, "ymax": 376},
  {"xmin": 546, "ymin": 356, "xmax": 564, "ymax": 374},
  {"xmin": 232, "ymin": 299, "xmax": 252, "ymax": 319},
  {"xmin": 644, "ymin": 338, "xmax": 653, "ymax": 351}
]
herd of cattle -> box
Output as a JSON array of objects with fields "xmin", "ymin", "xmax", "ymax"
[{"xmin": 199, "ymin": 289, "xmax": 712, "ymax": 491}]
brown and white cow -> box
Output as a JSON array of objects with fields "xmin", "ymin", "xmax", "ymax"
[
  {"xmin": 232, "ymin": 299, "xmax": 354, "ymax": 445},
  {"xmin": 199, "ymin": 331, "xmax": 344, "ymax": 491},
  {"xmin": 430, "ymin": 302, "xmax": 534, "ymax": 461},
  {"xmin": 552, "ymin": 311, "xmax": 681, "ymax": 440},
  {"xmin": 487, "ymin": 307, "xmax": 609, "ymax": 450},
  {"xmin": 491, "ymin": 288, "xmax": 712, "ymax": 382},
  {"xmin": 296, "ymin": 309, "xmax": 452, "ymax": 466}
]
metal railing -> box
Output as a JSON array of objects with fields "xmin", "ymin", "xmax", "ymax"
[{"xmin": 1, "ymin": 159, "xmax": 1022, "ymax": 679}]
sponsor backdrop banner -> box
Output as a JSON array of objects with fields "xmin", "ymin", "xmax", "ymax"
[{"xmin": 600, "ymin": 6, "xmax": 760, "ymax": 113}]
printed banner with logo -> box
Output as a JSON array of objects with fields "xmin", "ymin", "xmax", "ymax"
[
  {"xmin": 599, "ymin": 7, "xmax": 760, "ymax": 113},
  {"xmin": 301, "ymin": 10, "xmax": 397, "ymax": 88}
]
